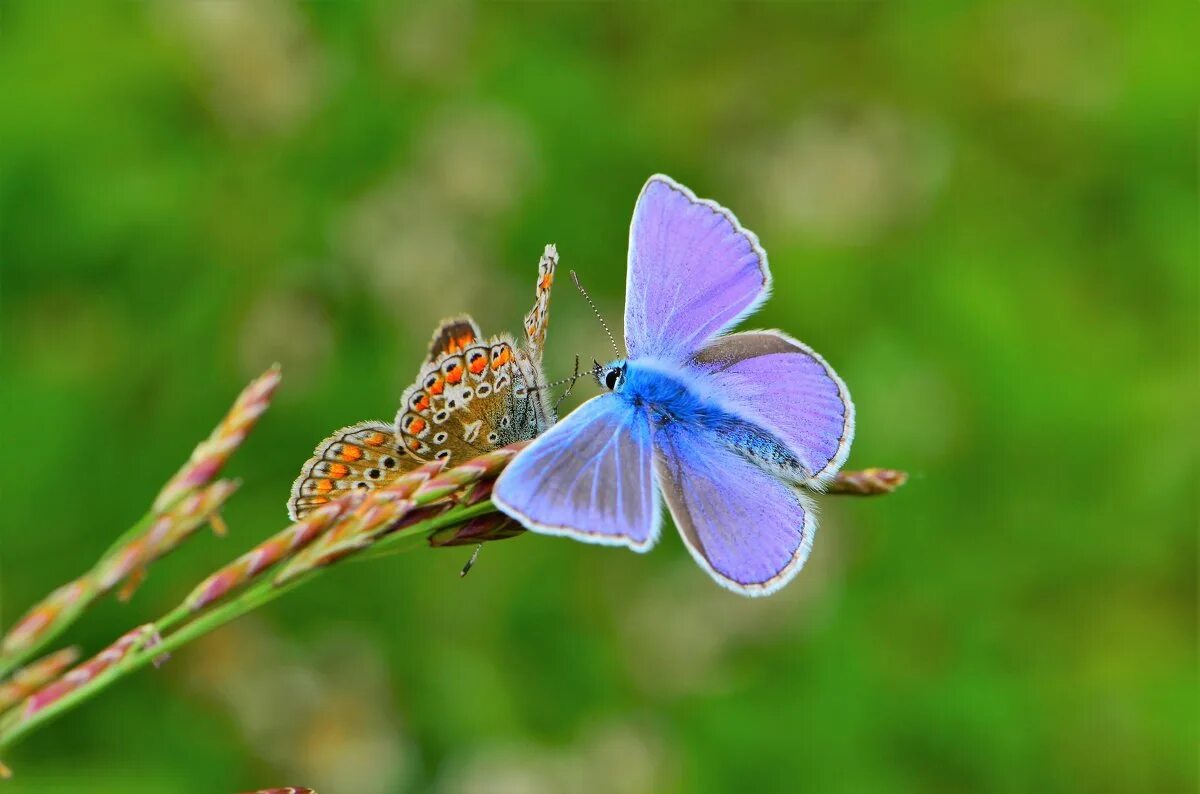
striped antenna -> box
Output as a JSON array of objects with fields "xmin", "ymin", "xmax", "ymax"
[{"xmin": 570, "ymin": 270, "xmax": 622, "ymax": 358}]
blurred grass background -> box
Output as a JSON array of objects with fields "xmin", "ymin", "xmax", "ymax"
[{"xmin": 0, "ymin": 2, "xmax": 1195, "ymax": 792}]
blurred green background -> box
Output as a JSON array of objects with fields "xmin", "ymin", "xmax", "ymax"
[{"xmin": 1, "ymin": 2, "xmax": 1195, "ymax": 792}]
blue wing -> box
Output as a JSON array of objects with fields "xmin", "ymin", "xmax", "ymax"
[
  {"xmin": 689, "ymin": 330, "xmax": 854, "ymax": 486},
  {"xmin": 493, "ymin": 394, "xmax": 661, "ymax": 551},
  {"xmin": 624, "ymin": 175, "xmax": 770, "ymax": 362},
  {"xmin": 654, "ymin": 420, "xmax": 816, "ymax": 597}
]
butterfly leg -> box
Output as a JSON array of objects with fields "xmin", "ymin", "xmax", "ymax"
[
  {"xmin": 459, "ymin": 544, "xmax": 483, "ymax": 577},
  {"xmin": 553, "ymin": 355, "xmax": 582, "ymax": 414}
]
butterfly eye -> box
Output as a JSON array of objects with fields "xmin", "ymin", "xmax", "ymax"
[{"xmin": 604, "ymin": 368, "xmax": 621, "ymax": 390}]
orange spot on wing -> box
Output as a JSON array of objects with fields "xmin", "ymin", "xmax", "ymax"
[
  {"xmin": 408, "ymin": 438, "xmax": 422, "ymax": 451},
  {"xmin": 328, "ymin": 463, "xmax": 350, "ymax": 479},
  {"xmin": 412, "ymin": 393, "xmax": 430, "ymax": 412},
  {"xmin": 365, "ymin": 432, "xmax": 387, "ymax": 447},
  {"xmin": 469, "ymin": 355, "xmax": 487, "ymax": 375},
  {"xmin": 309, "ymin": 496, "xmax": 329, "ymax": 505},
  {"xmin": 490, "ymin": 345, "xmax": 513, "ymax": 370},
  {"xmin": 446, "ymin": 364, "xmax": 464, "ymax": 385},
  {"xmin": 405, "ymin": 416, "xmax": 426, "ymax": 435},
  {"xmin": 341, "ymin": 445, "xmax": 363, "ymax": 462},
  {"xmin": 316, "ymin": 479, "xmax": 334, "ymax": 494},
  {"xmin": 429, "ymin": 375, "xmax": 445, "ymax": 396},
  {"xmin": 447, "ymin": 333, "xmax": 474, "ymax": 354}
]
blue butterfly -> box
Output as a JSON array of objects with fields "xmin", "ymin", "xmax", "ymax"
[{"xmin": 494, "ymin": 175, "xmax": 854, "ymax": 596}]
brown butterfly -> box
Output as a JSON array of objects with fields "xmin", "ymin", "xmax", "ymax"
[{"xmin": 288, "ymin": 245, "xmax": 558, "ymax": 520}]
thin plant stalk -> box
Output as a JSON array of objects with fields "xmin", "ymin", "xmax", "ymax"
[
  {"xmin": 0, "ymin": 480, "xmax": 239, "ymax": 678},
  {"xmin": 0, "ymin": 499, "xmax": 494, "ymax": 753},
  {"xmin": 0, "ymin": 367, "xmax": 279, "ymax": 677},
  {"xmin": 0, "ymin": 379, "xmax": 906, "ymax": 764}
]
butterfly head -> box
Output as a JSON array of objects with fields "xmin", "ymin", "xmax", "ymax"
[{"xmin": 595, "ymin": 359, "xmax": 628, "ymax": 392}]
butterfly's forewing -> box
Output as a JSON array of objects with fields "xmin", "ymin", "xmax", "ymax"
[
  {"xmin": 690, "ymin": 330, "xmax": 854, "ymax": 486},
  {"xmin": 396, "ymin": 246, "xmax": 558, "ymax": 466},
  {"xmin": 653, "ymin": 420, "xmax": 815, "ymax": 597},
  {"xmin": 625, "ymin": 175, "xmax": 770, "ymax": 361},
  {"xmin": 396, "ymin": 334, "xmax": 551, "ymax": 465},
  {"xmin": 493, "ymin": 394, "xmax": 660, "ymax": 551},
  {"xmin": 288, "ymin": 421, "xmax": 412, "ymax": 520}
]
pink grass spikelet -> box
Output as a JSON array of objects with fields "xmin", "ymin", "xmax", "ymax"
[
  {"xmin": 0, "ymin": 648, "xmax": 81, "ymax": 715},
  {"xmin": 96, "ymin": 479, "xmax": 241, "ymax": 597},
  {"xmin": 17, "ymin": 625, "xmax": 156, "ymax": 721},
  {"xmin": 323, "ymin": 462, "xmax": 445, "ymax": 546},
  {"xmin": 412, "ymin": 442, "xmax": 528, "ymax": 503},
  {"xmin": 428, "ymin": 514, "xmax": 525, "ymax": 547},
  {"xmin": 0, "ymin": 371, "xmax": 278, "ymax": 677},
  {"xmin": 826, "ymin": 467, "xmax": 909, "ymax": 496},
  {"xmin": 428, "ymin": 481, "xmax": 523, "ymax": 547},
  {"xmin": 273, "ymin": 443, "xmax": 528, "ymax": 583},
  {"xmin": 0, "ymin": 581, "xmax": 94, "ymax": 660},
  {"xmin": 185, "ymin": 495, "xmax": 361, "ymax": 612},
  {"xmin": 273, "ymin": 463, "xmax": 444, "ymax": 582},
  {"xmin": 153, "ymin": 365, "xmax": 280, "ymax": 512}
]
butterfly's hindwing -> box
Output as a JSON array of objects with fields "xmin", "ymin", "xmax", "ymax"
[
  {"xmin": 288, "ymin": 421, "xmax": 414, "ymax": 520},
  {"xmin": 653, "ymin": 419, "xmax": 815, "ymax": 597},
  {"xmin": 689, "ymin": 330, "xmax": 853, "ymax": 486}
]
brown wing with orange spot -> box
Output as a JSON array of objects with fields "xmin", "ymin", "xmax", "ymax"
[
  {"xmin": 288, "ymin": 421, "xmax": 416, "ymax": 520},
  {"xmin": 427, "ymin": 315, "xmax": 483, "ymax": 362}
]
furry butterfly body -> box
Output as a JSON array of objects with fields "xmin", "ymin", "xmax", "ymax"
[{"xmin": 494, "ymin": 177, "xmax": 854, "ymax": 596}]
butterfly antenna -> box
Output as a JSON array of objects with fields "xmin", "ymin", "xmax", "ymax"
[
  {"xmin": 570, "ymin": 270, "xmax": 622, "ymax": 358},
  {"xmin": 460, "ymin": 543, "xmax": 483, "ymax": 577}
]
